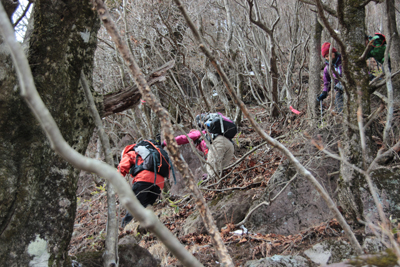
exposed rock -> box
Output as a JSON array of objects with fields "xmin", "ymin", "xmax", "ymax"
[
  {"xmin": 118, "ymin": 243, "xmax": 160, "ymax": 267},
  {"xmin": 362, "ymin": 169, "xmax": 400, "ymax": 233},
  {"xmin": 74, "ymin": 242, "xmax": 160, "ymax": 267},
  {"xmin": 303, "ymin": 239, "xmax": 354, "ymax": 265},
  {"xmin": 245, "ymin": 160, "xmax": 337, "ymax": 235},
  {"xmin": 322, "ymin": 237, "xmax": 389, "ymax": 266},
  {"xmin": 181, "ymin": 189, "xmax": 256, "ymax": 235},
  {"xmin": 323, "ymin": 249, "xmax": 400, "ymax": 267},
  {"xmin": 304, "ymin": 243, "xmax": 331, "ymax": 265},
  {"xmin": 362, "ymin": 236, "xmax": 385, "ymax": 253},
  {"xmin": 168, "ymin": 140, "xmax": 204, "ymax": 196},
  {"xmin": 244, "ymin": 255, "xmax": 310, "ymax": 267}
]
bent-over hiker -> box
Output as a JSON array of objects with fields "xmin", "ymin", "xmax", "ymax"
[
  {"xmin": 118, "ymin": 139, "xmax": 170, "ymax": 227},
  {"xmin": 163, "ymin": 113, "xmax": 236, "ymax": 180}
]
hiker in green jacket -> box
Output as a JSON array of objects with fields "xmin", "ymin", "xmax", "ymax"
[{"xmin": 365, "ymin": 33, "xmax": 390, "ymax": 75}]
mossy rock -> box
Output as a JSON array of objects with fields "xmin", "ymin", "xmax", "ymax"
[
  {"xmin": 74, "ymin": 243, "xmax": 160, "ymax": 267},
  {"xmin": 349, "ymin": 249, "xmax": 398, "ymax": 267}
]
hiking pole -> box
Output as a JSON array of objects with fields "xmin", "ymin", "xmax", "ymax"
[{"xmin": 320, "ymin": 100, "xmax": 323, "ymax": 125}]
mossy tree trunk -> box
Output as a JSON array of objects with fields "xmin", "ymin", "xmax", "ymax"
[
  {"xmin": 385, "ymin": 0, "xmax": 400, "ymax": 72},
  {"xmin": 307, "ymin": 13, "xmax": 322, "ymax": 126},
  {"xmin": 335, "ymin": 0, "xmax": 373, "ymax": 224},
  {"xmin": 0, "ymin": 0, "xmax": 100, "ymax": 265}
]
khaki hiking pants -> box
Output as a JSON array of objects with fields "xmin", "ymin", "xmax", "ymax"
[{"xmin": 206, "ymin": 136, "xmax": 234, "ymax": 179}]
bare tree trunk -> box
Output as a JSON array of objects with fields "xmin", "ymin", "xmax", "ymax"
[
  {"xmin": 235, "ymin": 74, "xmax": 244, "ymax": 126},
  {"xmin": 207, "ymin": 69, "xmax": 232, "ymax": 115},
  {"xmin": 247, "ymin": 0, "xmax": 280, "ymax": 117},
  {"xmin": 307, "ymin": 13, "xmax": 321, "ymax": 126},
  {"xmin": 316, "ymin": 0, "xmax": 371, "ymax": 224},
  {"xmin": 385, "ymin": 0, "xmax": 400, "ymax": 72},
  {"xmin": 282, "ymin": 1, "xmax": 301, "ymax": 107},
  {"xmin": 132, "ymin": 107, "xmax": 147, "ymax": 140},
  {"xmin": 81, "ymin": 72, "xmax": 119, "ymax": 267},
  {"xmin": 0, "ymin": 0, "xmax": 100, "ymax": 265}
]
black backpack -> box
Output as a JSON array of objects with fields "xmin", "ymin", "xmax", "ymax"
[
  {"xmin": 129, "ymin": 140, "xmax": 176, "ymax": 184},
  {"xmin": 197, "ymin": 113, "xmax": 238, "ymax": 140}
]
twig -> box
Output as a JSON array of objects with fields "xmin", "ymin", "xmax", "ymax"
[
  {"xmin": 327, "ymin": 171, "xmax": 339, "ymax": 177},
  {"xmin": 201, "ymin": 182, "xmax": 261, "ymax": 192},
  {"xmin": 372, "ymin": 91, "xmax": 388, "ymax": 103},
  {"xmin": 364, "ymin": 104, "xmax": 385, "ymax": 130},
  {"xmin": 224, "ymin": 141, "xmax": 268, "ymax": 170},
  {"xmin": 369, "ymin": 69, "xmax": 400, "ymax": 90},
  {"xmin": 358, "ymin": 41, "xmax": 374, "ymax": 62}
]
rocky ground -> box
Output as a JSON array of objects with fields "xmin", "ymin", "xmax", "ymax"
[{"xmin": 68, "ymin": 105, "xmax": 400, "ymax": 266}]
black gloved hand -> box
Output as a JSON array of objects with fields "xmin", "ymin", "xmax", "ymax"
[{"xmin": 317, "ymin": 91, "xmax": 328, "ymax": 102}]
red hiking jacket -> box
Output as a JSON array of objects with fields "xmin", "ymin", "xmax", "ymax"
[{"xmin": 118, "ymin": 144, "xmax": 165, "ymax": 189}]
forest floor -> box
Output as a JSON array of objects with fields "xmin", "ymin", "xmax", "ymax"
[{"xmin": 68, "ymin": 105, "xmax": 379, "ymax": 266}]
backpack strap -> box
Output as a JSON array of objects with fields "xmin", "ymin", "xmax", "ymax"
[
  {"xmin": 145, "ymin": 140, "xmax": 171, "ymax": 173},
  {"xmin": 219, "ymin": 115, "xmax": 225, "ymax": 134},
  {"xmin": 152, "ymin": 151, "xmax": 157, "ymax": 184},
  {"xmin": 170, "ymin": 159, "xmax": 177, "ymax": 184},
  {"xmin": 130, "ymin": 154, "xmax": 143, "ymax": 177}
]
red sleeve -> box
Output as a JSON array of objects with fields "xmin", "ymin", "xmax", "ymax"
[{"xmin": 118, "ymin": 151, "xmax": 136, "ymax": 176}]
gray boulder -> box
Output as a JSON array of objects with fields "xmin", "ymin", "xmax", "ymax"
[
  {"xmin": 244, "ymin": 255, "xmax": 310, "ymax": 267},
  {"xmin": 303, "ymin": 240, "xmax": 354, "ymax": 266}
]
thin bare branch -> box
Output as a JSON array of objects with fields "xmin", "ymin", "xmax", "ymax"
[
  {"xmin": 81, "ymin": 72, "xmax": 119, "ymax": 267},
  {"xmin": 382, "ymin": 35, "xmax": 394, "ymax": 144},
  {"xmin": 297, "ymin": 0, "xmax": 337, "ymax": 17}
]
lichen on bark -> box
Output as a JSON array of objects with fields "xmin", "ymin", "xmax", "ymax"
[{"xmin": 0, "ymin": 0, "xmax": 100, "ymax": 265}]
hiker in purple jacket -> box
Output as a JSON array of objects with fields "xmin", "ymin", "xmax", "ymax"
[{"xmin": 317, "ymin": 42, "xmax": 344, "ymax": 113}]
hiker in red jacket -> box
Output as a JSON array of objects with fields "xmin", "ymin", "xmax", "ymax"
[{"xmin": 118, "ymin": 141, "xmax": 165, "ymax": 227}]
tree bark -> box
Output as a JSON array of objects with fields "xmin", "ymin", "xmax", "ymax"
[
  {"xmin": 307, "ymin": 13, "xmax": 321, "ymax": 125},
  {"xmin": 0, "ymin": 0, "xmax": 100, "ymax": 265},
  {"xmin": 385, "ymin": 0, "xmax": 400, "ymax": 72},
  {"xmin": 316, "ymin": 0, "xmax": 372, "ymax": 224},
  {"xmin": 338, "ymin": 1, "xmax": 372, "ymax": 225}
]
